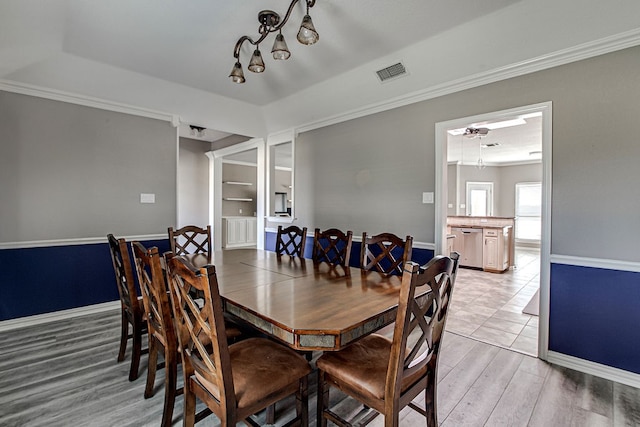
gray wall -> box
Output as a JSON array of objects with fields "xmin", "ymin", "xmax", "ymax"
[
  {"xmin": 178, "ymin": 137, "xmax": 210, "ymax": 227},
  {"xmin": 497, "ymin": 163, "xmax": 543, "ymax": 217},
  {"xmin": 448, "ymin": 163, "xmax": 542, "ymax": 217},
  {"xmin": 296, "ymin": 104, "xmax": 437, "ymax": 240},
  {"xmin": 295, "ymin": 45, "xmax": 640, "ymax": 262},
  {"xmin": 0, "ymin": 91, "xmax": 177, "ymax": 242}
]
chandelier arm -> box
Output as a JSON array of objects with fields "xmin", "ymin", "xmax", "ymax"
[
  {"xmin": 258, "ymin": 0, "xmax": 301, "ymax": 36},
  {"xmin": 233, "ymin": 33, "xmax": 270, "ymax": 59}
]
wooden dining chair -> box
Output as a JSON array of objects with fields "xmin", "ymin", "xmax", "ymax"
[
  {"xmin": 107, "ymin": 234, "xmax": 147, "ymax": 381},
  {"xmin": 275, "ymin": 225, "xmax": 308, "ymax": 257},
  {"xmin": 168, "ymin": 225, "xmax": 212, "ymax": 256},
  {"xmin": 312, "ymin": 228, "xmax": 353, "ymax": 267},
  {"xmin": 167, "ymin": 255, "xmax": 312, "ymax": 427},
  {"xmin": 360, "ymin": 232, "xmax": 413, "ymax": 276},
  {"xmin": 131, "ymin": 242, "xmax": 181, "ymax": 427},
  {"xmin": 316, "ymin": 255, "xmax": 457, "ymax": 427}
]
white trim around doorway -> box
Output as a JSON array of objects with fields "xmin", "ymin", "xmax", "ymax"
[
  {"xmin": 435, "ymin": 101, "xmax": 552, "ymax": 361},
  {"xmin": 207, "ymin": 138, "xmax": 266, "ymax": 251}
]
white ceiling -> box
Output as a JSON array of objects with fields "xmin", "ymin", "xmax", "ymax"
[
  {"xmin": 14, "ymin": 0, "xmax": 517, "ymax": 106},
  {"xmin": 2, "ymin": 1, "xmax": 639, "ymax": 141},
  {"xmin": 447, "ymin": 115, "xmax": 542, "ymax": 166}
]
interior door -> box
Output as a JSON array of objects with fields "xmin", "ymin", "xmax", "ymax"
[{"xmin": 466, "ymin": 182, "xmax": 494, "ymax": 216}]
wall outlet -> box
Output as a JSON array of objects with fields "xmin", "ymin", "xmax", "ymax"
[{"xmin": 239, "ymin": 208, "xmax": 243, "ymax": 214}]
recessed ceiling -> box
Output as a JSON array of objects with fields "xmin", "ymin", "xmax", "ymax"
[
  {"xmin": 1, "ymin": 0, "xmax": 639, "ymax": 137},
  {"xmin": 50, "ymin": 0, "xmax": 519, "ymax": 106}
]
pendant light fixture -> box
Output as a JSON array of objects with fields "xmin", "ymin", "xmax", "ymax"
[
  {"xmin": 476, "ymin": 139, "xmax": 486, "ymax": 170},
  {"xmin": 229, "ymin": 0, "xmax": 318, "ymax": 84}
]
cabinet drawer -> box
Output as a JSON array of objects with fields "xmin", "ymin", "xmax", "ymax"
[{"xmin": 484, "ymin": 229, "xmax": 499, "ymax": 237}]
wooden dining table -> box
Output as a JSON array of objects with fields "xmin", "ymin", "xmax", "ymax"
[{"xmin": 181, "ymin": 249, "xmax": 409, "ymax": 352}]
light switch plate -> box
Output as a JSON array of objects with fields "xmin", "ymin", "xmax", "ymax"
[
  {"xmin": 422, "ymin": 192, "xmax": 434, "ymax": 204},
  {"xmin": 140, "ymin": 193, "xmax": 155, "ymax": 204}
]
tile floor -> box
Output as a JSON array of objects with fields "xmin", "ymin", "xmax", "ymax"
[{"xmin": 445, "ymin": 247, "xmax": 540, "ymax": 356}]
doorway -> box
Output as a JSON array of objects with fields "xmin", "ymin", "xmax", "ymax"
[
  {"xmin": 435, "ymin": 102, "xmax": 552, "ymax": 359},
  {"xmin": 208, "ymin": 138, "xmax": 266, "ymax": 251},
  {"xmin": 466, "ymin": 182, "xmax": 494, "ymax": 216}
]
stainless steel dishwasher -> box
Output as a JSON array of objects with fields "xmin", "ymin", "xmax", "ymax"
[{"xmin": 451, "ymin": 227, "xmax": 483, "ymax": 268}]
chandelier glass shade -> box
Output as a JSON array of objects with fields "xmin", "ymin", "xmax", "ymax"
[
  {"xmin": 248, "ymin": 48, "xmax": 265, "ymax": 73},
  {"xmin": 271, "ymin": 32, "xmax": 291, "ymax": 60},
  {"xmin": 229, "ymin": 0, "xmax": 318, "ymax": 83}
]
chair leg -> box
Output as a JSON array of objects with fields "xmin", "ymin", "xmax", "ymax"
[
  {"xmin": 425, "ymin": 376, "xmax": 437, "ymax": 426},
  {"xmin": 118, "ymin": 312, "xmax": 128, "ymax": 362},
  {"xmin": 144, "ymin": 337, "xmax": 158, "ymax": 398},
  {"xmin": 183, "ymin": 378, "xmax": 197, "ymax": 427},
  {"xmin": 128, "ymin": 321, "xmax": 143, "ymax": 381},
  {"xmin": 383, "ymin": 408, "xmax": 399, "ymax": 427},
  {"xmin": 317, "ymin": 371, "xmax": 328, "ymax": 427},
  {"xmin": 160, "ymin": 349, "xmax": 178, "ymax": 427},
  {"xmin": 296, "ymin": 375, "xmax": 309, "ymax": 427},
  {"xmin": 266, "ymin": 404, "xmax": 275, "ymax": 424}
]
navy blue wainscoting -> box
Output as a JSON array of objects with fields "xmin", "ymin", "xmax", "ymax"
[
  {"xmin": 549, "ymin": 263, "xmax": 640, "ymax": 375},
  {"xmin": 0, "ymin": 238, "xmax": 170, "ymax": 321},
  {"xmin": 264, "ymin": 230, "xmax": 434, "ymax": 272}
]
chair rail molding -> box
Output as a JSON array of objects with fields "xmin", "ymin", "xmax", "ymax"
[{"xmin": 0, "ymin": 234, "xmax": 168, "ymax": 250}]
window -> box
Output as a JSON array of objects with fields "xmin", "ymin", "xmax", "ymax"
[{"xmin": 515, "ymin": 182, "xmax": 541, "ymax": 241}]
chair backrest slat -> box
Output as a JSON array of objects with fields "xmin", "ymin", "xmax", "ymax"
[
  {"xmin": 168, "ymin": 225, "xmax": 212, "ymax": 256},
  {"xmin": 360, "ymin": 232, "xmax": 413, "ymax": 276},
  {"xmin": 312, "ymin": 228, "xmax": 353, "ymax": 267},
  {"xmin": 132, "ymin": 242, "xmax": 176, "ymax": 348},
  {"xmin": 275, "ymin": 225, "xmax": 308, "ymax": 257},
  {"xmin": 166, "ymin": 256, "xmax": 236, "ymax": 407},
  {"xmin": 108, "ymin": 234, "xmax": 142, "ymax": 320},
  {"xmin": 385, "ymin": 254, "xmax": 458, "ymax": 400}
]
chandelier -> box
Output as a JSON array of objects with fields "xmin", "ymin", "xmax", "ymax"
[{"xmin": 229, "ymin": 0, "xmax": 319, "ymax": 84}]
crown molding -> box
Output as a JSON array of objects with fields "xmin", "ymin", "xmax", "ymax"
[
  {"xmin": 2, "ymin": 29, "xmax": 638, "ymax": 141},
  {"xmin": 0, "ymin": 79, "xmax": 178, "ymax": 124},
  {"xmin": 295, "ymin": 28, "xmax": 640, "ymax": 134}
]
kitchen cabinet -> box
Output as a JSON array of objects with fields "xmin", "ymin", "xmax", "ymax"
[
  {"xmin": 447, "ymin": 216, "xmax": 515, "ymax": 273},
  {"xmin": 482, "ymin": 227, "xmax": 510, "ymax": 272},
  {"xmin": 222, "ymin": 217, "xmax": 257, "ymax": 248}
]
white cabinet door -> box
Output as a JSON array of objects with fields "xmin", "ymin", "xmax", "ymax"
[
  {"xmin": 483, "ymin": 236, "xmax": 499, "ymax": 270},
  {"xmin": 223, "ymin": 217, "xmax": 257, "ymax": 248},
  {"xmin": 246, "ymin": 218, "xmax": 257, "ymax": 244}
]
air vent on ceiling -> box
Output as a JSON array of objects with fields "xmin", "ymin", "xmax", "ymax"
[
  {"xmin": 481, "ymin": 142, "xmax": 501, "ymax": 148},
  {"xmin": 376, "ymin": 62, "xmax": 407, "ymax": 82}
]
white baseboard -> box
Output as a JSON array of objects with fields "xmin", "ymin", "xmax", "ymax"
[
  {"xmin": 0, "ymin": 301, "xmax": 120, "ymax": 333},
  {"xmin": 547, "ymin": 350, "xmax": 640, "ymax": 389}
]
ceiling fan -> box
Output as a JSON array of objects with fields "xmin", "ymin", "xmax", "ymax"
[{"xmin": 463, "ymin": 127, "xmax": 490, "ymax": 138}]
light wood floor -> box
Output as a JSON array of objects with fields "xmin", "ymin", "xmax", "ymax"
[
  {"xmin": 447, "ymin": 247, "xmax": 541, "ymax": 356},
  {"xmin": 1, "ymin": 308, "xmax": 640, "ymax": 426}
]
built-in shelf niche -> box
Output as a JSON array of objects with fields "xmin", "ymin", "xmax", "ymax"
[{"xmin": 224, "ymin": 181, "xmax": 253, "ymax": 186}]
